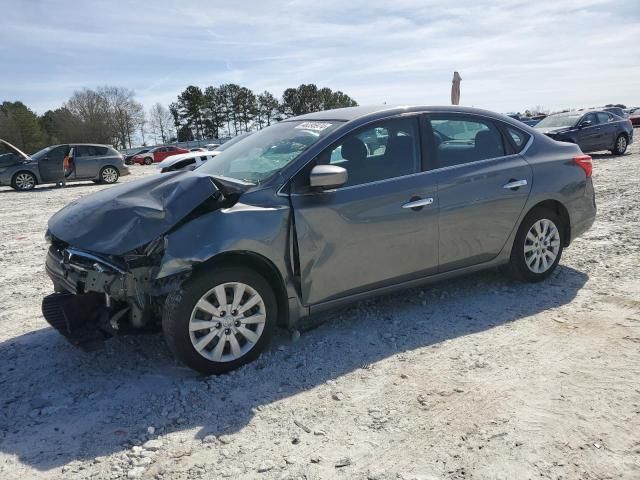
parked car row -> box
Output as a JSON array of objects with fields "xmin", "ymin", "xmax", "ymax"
[
  {"xmin": 156, "ymin": 132, "xmax": 252, "ymax": 173},
  {"xmin": 41, "ymin": 105, "xmax": 597, "ymax": 374},
  {"xmin": 0, "ymin": 140, "xmax": 129, "ymax": 191}
]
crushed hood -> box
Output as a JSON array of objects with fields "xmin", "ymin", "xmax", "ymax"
[
  {"xmin": 48, "ymin": 171, "xmax": 219, "ymax": 256},
  {"xmin": 0, "ymin": 139, "xmax": 30, "ymax": 166}
]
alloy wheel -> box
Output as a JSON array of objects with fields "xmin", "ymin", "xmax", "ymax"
[
  {"xmin": 524, "ymin": 218, "xmax": 561, "ymax": 274},
  {"xmin": 101, "ymin": 167, "xmax": 118, "ymax": 183},
  {"xmin": 617, "ymin": 136, "xmax": 627, "ymax": 153},
  {"xmin": 188, "ymin": 282, "xmax": 266, "ymax": 362},
  {"xmin": 15, "ymin": 173, "xmax": 35, "ymax": 190}
]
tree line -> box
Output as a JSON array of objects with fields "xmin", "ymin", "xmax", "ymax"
[{"xmin": 0, "ymin": 83, "xmax": 357, "ymax": 153}]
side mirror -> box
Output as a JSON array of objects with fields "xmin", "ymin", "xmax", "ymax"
[
  {"xmin": 578, "ymin": 120, "xmax": 592, "ymax": 128},
  {"xmin": 309, "ymin": 165, "xmax": 348, "ymax": 190}
]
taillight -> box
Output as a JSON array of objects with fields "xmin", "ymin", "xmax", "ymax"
[{"xmin": 573, "ymin": 154, "xmax": 592, "ymax": 177}]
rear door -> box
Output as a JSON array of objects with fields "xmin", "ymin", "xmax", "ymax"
[
  {"xmin": 597, "ymin": 112, "xmax": 616, "ymax": 147},
  {"xmin": 74, "ymin": 145, "xmax": 102, "ymax": 178},
  {"xmin": 290, "ymin": 115, "xmax": 439, "ymax": 305},
  {"xmin": 426, "ymin": 114, "xmax": 532, "ymax": 271},
  {"xmin": 38, "ymin": 145, "xmax": 68, "ymax": 183}
]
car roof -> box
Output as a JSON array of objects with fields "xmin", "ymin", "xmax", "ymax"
[{"xmin": 287, "ymin": 105, "xmax": 531, "ymax": 128}]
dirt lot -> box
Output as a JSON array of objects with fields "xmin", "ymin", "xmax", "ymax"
[{"xmin": 0, "ymin": 143, "xmax": 639, "ymax": 480}]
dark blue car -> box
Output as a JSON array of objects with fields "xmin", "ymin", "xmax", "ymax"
[{"xmin": 535, "ymin": 110, "xmax": 633, "ymax": 155}]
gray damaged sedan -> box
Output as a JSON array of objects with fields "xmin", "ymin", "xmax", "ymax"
[{"xmin": 43, "ymin": 106, "xmax": 596, "ymax": 374}]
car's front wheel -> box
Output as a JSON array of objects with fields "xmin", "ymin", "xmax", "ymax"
[
  {"xmin": 143, "ymin": 157, "xmax": 153, "ymax": 165},
  {"xmin": 162, "ymin": 267, "xmax": 277, "ymax": 375},
  {"xmin": 11, "ymin": 171, "xmax": 37, "ymax": 191},
  {"xmin": 508, "ymin": 207, "xmax": 564, "ymax": 282},
  {"xmin": 612, "ymin": 134, "xmax": 628, "ymax": 155}
]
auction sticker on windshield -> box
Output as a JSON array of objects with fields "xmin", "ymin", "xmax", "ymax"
[{"xmin": 295, "ymin": 122, "xmax": 333, "ymax": 131}]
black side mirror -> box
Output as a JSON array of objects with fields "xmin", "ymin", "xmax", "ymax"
[
  {"xmin": 309, "ymin": 165, "xmax": 348, "ymax": 190},
  {"xmin": 578, "ymin": 120, "xmax": 592, "ymax": 128}
]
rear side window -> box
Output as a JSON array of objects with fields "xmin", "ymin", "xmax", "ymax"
[
  {"xmin": 505, "ymin": 126, "xmax": 530, "ymax": 152},
  {"xmin": 76, "ymin": 145, "xmax": 107, "ymax": 157},
  {"xmin": 429, "ymin": 116, "xmax": 506, "ymax": 168}
]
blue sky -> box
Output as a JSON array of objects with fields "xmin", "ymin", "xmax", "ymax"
[{"xmin": 1, "ymin": 0, "xmax": 639, "ymax": 114}]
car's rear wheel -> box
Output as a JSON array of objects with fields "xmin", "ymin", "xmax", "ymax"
[
  {"xmin": 508, "ymin": 207, "xmax": 564, "ymax": 282},
  {"xmin": 143, "ymin": 157, "xmax": 153, "ymax": 165},
  {"xmin": 100, "ymin": 166, "xmax": 119, "ymax": 184},
  {"xmin": 162, "ymin": 267, "xmax": 277, "ymax": 375},
  {"xmin": 11, "ymin": 171, "xmax": 37, "ymax": 191},
  {"xmin": 612, "ymin": 134, "xmax": 628, "ymax": 155}
]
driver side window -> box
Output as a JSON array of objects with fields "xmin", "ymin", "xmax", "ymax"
[{"xmin": 318, "ymin": 117, "xmax": 420, "ymax": 188}]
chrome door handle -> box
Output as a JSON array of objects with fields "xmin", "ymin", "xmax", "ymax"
[
  {"xmin": 402, "ymin": 197, "xmax": 434, "ymax": 209},
  {"xmin": 503, "ymin": 179, "xmax": 527, "ymax": 190}
]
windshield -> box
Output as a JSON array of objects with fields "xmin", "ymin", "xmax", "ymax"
[
  {"xmin": 216, "ymin": 132, "xmax": 252, "ymax": 152},
  {"xmin": 536, "ymin": 114, "xmax": 581, "ymax": 129},
  {"xmin": 197, "ymin": 120, "xmax": 343, "ymax": 183},
  {"xmin": 30, "ymin": 146, "xmax": 53, "ymax": 161}
]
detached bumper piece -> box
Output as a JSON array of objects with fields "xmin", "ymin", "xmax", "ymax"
[{"xmin": 42, "ymin": 292, "xmax": 110, "ymax": 350}]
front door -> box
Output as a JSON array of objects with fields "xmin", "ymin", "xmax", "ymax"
[
  {"xmin": 38, "ymin": 145, "xmax": 68, "ymax": 183},
  {"xmin": 155, "ymin": 147, "xmax": 169, "ymax": 161},
  {"xmin": 427, "ymin": 115, "xmax": 532, "ymax": 271},
  {"xmin": 290, "ymin": 116, "xmax": 439, "ymax": 305}
]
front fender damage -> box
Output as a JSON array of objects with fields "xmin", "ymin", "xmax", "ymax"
[
  {"xmin": 156, "ymin": 202, "xmax": 290, "ymax": 279},
  {"xmin": 41, "ymin": 173, "xmax": 254, "ymax": 348}
]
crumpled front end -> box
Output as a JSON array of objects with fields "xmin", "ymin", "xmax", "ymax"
[
  {"xmin": 41, "ymin": 171, "xmax": 252, "ymax": 348},
  {"xmin": 42, "ymin": 237, "xmax": 168, "ymax": 348}
]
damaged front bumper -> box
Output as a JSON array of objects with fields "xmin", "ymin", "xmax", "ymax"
[{"xmin": 43, "ymin": 245, "xmax": 166, "ymax": 348}]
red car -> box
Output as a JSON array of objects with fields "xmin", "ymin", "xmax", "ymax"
[
  {"xmin": 629, "ymin": 109, "xmax": 640, "ymax": 127},
  {"xmin": 132, "ymin": 146, "xmax": 189, "ymax": 165}
]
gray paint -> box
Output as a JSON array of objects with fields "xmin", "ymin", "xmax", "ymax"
[{"xmin": 44, "ymin": 105, "xmax": 597, "ymax": 332}]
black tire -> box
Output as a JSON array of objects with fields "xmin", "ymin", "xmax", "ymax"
[
  {"xmin": 11, "ymin": 171, "xmax": 37, "ymax": 191},
  {"xmin": 162, "ymin": 267, "xmax": 277, "ymax": 375},
  {"xmin": 143, "ymin": 157, "xmax": 153, "ymax": 165},
  {"xmin": 612, "ymin": 134, "xmax": 628, "ymax": 155},
  {"xmin": 99, "ymin": 166, "xmax": 119, "ymax": 184},
  {"xmin": 508, "ymin": 207, "xmax": 565, "ymax": 282}
]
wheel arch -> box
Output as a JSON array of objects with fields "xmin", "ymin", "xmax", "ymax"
[
  {"xmin": 192, "ymin": 251, "xmax": 290, "ymax": 328},
  {"xmin": 522, "ymin": 199, "xmax": 571, "ymax": 246}
]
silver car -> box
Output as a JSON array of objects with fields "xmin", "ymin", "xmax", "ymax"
[
  {"xmin": 0, "ymin": 140, "xmax": 129, "ymax": 191},
  {"xmin": 42, "ymin": 105, "xmax": 596, "ymax": 374}
]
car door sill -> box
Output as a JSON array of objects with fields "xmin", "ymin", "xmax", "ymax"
[{"xmin": 308, "ymin": 257, "xmax": 508, "ymax": 315}]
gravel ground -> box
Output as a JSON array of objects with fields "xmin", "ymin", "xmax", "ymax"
[{"xmin": 0, "ymin": 143, "xmax": 639, "ymax": 480}]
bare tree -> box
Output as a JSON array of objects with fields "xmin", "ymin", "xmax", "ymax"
[
  {"xmin": 65, "ymin": 86, "xmax": 144, "ymax": 148},
  {"xmin": 149, "ymin": 103, "xmax": 174, "ymax": 143},
  {"xmin": 65, "ymin": 89, "xmax": 112, "ymax": 144}
]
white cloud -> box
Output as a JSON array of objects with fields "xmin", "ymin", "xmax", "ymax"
[{"xmin": 2, "ymin": 0, "xmax": 639, "ymax": 113}]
